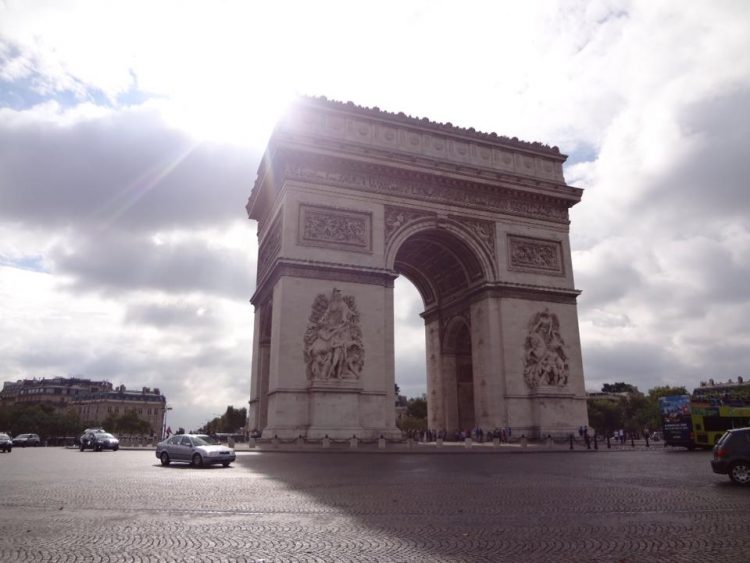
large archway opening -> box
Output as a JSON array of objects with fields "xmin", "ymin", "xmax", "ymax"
[{"xmin": 392, "ymin": 227, "xmax": 488, "ymax": 434}]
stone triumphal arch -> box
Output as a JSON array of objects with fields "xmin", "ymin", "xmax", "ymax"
[{"xmin": 246, "ymin": 97, "xmax": 587, "ymax": 439}]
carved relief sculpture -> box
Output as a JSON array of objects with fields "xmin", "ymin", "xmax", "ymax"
[
  {"xmin": 304, "ymin": 288, "xmax": 364, "ymax": 381},
  {"xmin": 523, "ymin": 308, "xmax": 569, "ymax": 388},
  {"xmin": 384, "ymin": 205, "xmax": 434, "ymax": 243},
  {"xmin": 256, "ymin": 214, "xmax": 282, "ymax": 281},
  {"xmin": 508, "ymin": 235, "xmax": 563, "ymax": 275},
  {"xmin": 299, "ymin": 204, "xmax": 372, "ymax": 252}
]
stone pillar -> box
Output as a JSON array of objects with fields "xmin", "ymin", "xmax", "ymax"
[
  {"xmin": 247, "ymin": 306, "xmax": 263, "ymax": 432},
  {"xmin": 425, "ymin": 319, "xmax": 444, "ymax": 431},
  {"xmin": 470, "ymin": 295, "xmax": 507, "ymax": 431}
]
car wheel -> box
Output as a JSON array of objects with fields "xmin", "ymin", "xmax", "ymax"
[
  {"xmin": 222, "ymin": 461, "xmax": 230, "ymax": 467},
  {"xmin": 95, "ymin": 445, "xmax": 102, "ymax": 452},
  {"xmin": 160, "ymin": 452, "xmax": 170, "ymax": 466},
  {"xmin": 113, "ymin": 445, "xmax": 119, "ymax": 451},
  {"xmin": 192, "ymin": 453, "xmax": 203, "ymax": 467},
  {"xmin": 729, "ymin": 462, "xmax": 750, "ymax": 486}
]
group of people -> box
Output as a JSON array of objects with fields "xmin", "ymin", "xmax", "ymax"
[{"xmin": 406, "ymin": 427, "xmax": 514, "ymax": 443}]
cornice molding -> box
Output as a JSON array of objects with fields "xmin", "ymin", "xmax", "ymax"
[{"xmin": 251, "ymin": 259, "xmax": 397, "ymax": 305}]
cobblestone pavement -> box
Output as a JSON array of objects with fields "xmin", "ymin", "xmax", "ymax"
[{"xmin": 0, "ymin": 447, "xmax": 748, "ymax": 562}]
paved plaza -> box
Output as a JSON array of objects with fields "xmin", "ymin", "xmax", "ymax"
[{"xmin": 0, "ymin": 446, "xmax": 748, "ymax": 562}]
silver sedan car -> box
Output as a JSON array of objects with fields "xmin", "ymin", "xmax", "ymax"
[{"xmin": 155, "ymin": 434, "xmax": 236, "ymax": 467}]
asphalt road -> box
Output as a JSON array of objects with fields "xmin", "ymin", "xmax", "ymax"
[{"xmin": 0, "ymin": 446, "xmax": 748, "ymax": 562}]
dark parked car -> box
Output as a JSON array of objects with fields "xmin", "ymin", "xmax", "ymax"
[
  {"xmin": 80, "ymin": 431, "xmax": 120, "ymax": 452},
  {"xmin": 12, "ymin": 433, "xmax": 41, "ymax": 447},
  {"xmin": 0, "ymin": 433, "xmax": 12, "ymax": 452},
  {"xmin": 711, "ymin": 427, "xmax": 750, "ymax": 486},
  {"xmin": 75, "ymin": 427, "xmax": 106, "ymax": 446},
  {"xmin": 155, "ymin": 434, "xmax": 235, "ymax": 467}
]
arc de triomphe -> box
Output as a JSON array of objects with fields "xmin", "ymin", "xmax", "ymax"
[{"xmin": 246, "ymin": 97, "xmax": 587, "ymax": 439}]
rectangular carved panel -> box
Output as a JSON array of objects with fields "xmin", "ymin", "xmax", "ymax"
[
  {"xmin": 257, "ymin": 213, "xmax": 282, "ymax": 281},
  {"xmin": 298, "ymin": 204, "xmax": 372, "ymax": 253},
  {"xmin": 507, "ymin": 235, "xmax": 564, "ymax": 276}
]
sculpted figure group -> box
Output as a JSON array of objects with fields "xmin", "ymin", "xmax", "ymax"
[
  {"xmin": 523, "ymin": 308, "xmax": 569, "ymax": 388},
  {"xmin": 304, "ymin": 288, "xmax": 364, "ymax": 381}
]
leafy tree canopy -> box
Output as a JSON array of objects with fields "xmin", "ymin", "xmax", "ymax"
[
  {"xmin": 200, "ymin": 406, "xmax": 247, "ymax": 434},
  {"xmin": 406, "ymin": 397, "xmax": 427, "ymax": 420},
  {"xmin": 601, "ymin": 382, "xmax": 639, "ymax": 394}
]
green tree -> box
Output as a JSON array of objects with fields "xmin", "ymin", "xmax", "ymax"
[
  {"xmin": 406, "ymin": 397, "xmax": 427, "ymax": 420},
  {"xmin": 602, "ymin": 382, "xmax": 639, "ymax": 394},
  {"xmin": 199, "ymin": 406, "xmax": 247, "ymax": 434},
  {"xmin": 115, "ymin": 409, "xmax": 152, "ymax": 435},
  {"xmin": 587, "ymin": 398, "xmax": 625, "ymax": 436},
  {"xmin": 397, "ymin": 415, "xmax": 427, "ymax": 433},
  {"xmin": 0, "ymin": 403, "xmax": 81, "ymax": 439}
]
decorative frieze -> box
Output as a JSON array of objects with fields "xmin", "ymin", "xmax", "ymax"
[
  {"xmin": 298, "ymin": 204, "xmax": 372, "ymax": 253},
  {"xmin": 283, "ymin": 157, "xmax": 571, "ymax": 225},
  {"xmin": 523, "ymin": 308, "xmax": 569, "ymax": 389},
  {"xmin": 508, "ymin": 235, "xmax": 564, "ymax": 276}
]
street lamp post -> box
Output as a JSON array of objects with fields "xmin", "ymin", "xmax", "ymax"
[{"xmin": 162, "ymin": 405, "xmax": 173, "ymax": 440}]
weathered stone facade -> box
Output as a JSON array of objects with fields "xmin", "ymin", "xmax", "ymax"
[{"xmin": 246, "ymin": 97, "xmax": 587, "ymax": 439}]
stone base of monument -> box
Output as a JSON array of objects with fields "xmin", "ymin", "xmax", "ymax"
[{"xmin": 529, "ymin": 385, "xmax": 586, "ymax": 439}]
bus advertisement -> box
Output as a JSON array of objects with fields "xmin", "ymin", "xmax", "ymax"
[{"xmin": 659, "ymin": 395, "xmax": 693, "ymax": 448}]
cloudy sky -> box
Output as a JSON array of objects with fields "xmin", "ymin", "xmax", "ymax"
[{"xmin": 1, "ymin": 1, "xmax": 749, "ymax": 432}]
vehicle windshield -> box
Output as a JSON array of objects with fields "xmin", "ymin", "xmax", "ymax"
[
  {"xmin": 95, "ymin": 432, "xmax": 115, "ymax": 439},
  {"xmin": 192, "ymin": 435, "xmax": 218, "ymax": 446}
]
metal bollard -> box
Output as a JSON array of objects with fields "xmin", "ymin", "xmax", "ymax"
[
  {"xmin": 297, "ymin": 435, "xmax": 304, "ymax": 448},
  {"xmin": 378, "ymin": 435, "xmax": 386, "ymax": 449},
  {"xmin": 464, "ymin": 437, "xmax": 472, "ymax": 448},
  {"xmin": 606, "ymin": 435, "xmax": 611, "ymax": 449},
  {"xmin": 569, "ymin": 434, "xmax": 574, "ymax": 450},
  {"xmin": 492, "ymin": 437, "xmax": 500, "ymax": 448},
  {"xmin": 594, "ymin": 434, "xmax": 598, "ymax": 450},
  {"xmin": 322, "ymin": 435, "xmax": 330, "ymax": 449},
  {"xmin": 631, "ymin": 435, "xmax": 635, "ymax": 447},
  {"xmin": 645, "ymin": 435, "xmax": 650, "ymax": 448},
  {"xmin": 520, "ymin": 435, "xmax": 528, "ymax": 448},
  {"xmin": 436, "ymin": 438, "xmax": 444, "ymax": 448},
  {"xmin": 272, "ymin": 435, "xmax": 279, "ymax": 449},
  {"xmin": 546, "ymin": 435, "xmax": 553, "ymax": 448},
  {"xmin": 350, "ymin": 435, "xmax": 358, "ymax": 449},
  {"xmin": 248, "ymin": 437, "xmax": 256, "ymax": 449}
]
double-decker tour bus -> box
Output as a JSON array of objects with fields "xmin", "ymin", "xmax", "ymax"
[
  {"xmin": 660, "ymin": 379, "xmax": 750, "ymax": 449},
  {"xmin": 690, "ymin": 380, "xmax": 750, "ymax": 448}
]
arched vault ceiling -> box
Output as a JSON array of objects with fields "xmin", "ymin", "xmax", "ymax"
[{"xmin": 394, "ymin": 229, "xmax": 484, "ymax": 306}]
